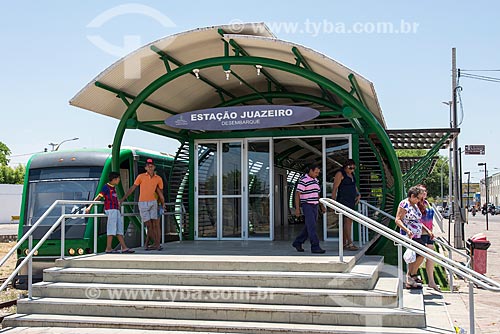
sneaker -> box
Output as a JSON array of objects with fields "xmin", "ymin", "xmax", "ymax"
[
  {"xmin": 311, "ymin": 248, "xmax": 326, "ymax": 254},
  {"xmin": 292, "ymin": 242, "xmax": 305, "ymax": 252}
]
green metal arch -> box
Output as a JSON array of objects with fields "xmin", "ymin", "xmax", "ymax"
[
  {"xmin": 216, "ymin": 91, "xmax": 342, "ymax": 111},
  {"xmin": 111, "ymin": 56, "xmax": 403, "ymax": 203}
]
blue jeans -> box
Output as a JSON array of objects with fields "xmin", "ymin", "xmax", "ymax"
[{"xmin": 294, "ymin": 203, "xmax": 321, "ymax": 250}]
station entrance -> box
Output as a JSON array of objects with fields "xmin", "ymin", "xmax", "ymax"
[
  {"xmin": 70, "ymin": 23, "xmax": 459, "ymax": 249},
  {"xmin": 194, "ymin": 135, "xmax": 351, "ymax": 241}
]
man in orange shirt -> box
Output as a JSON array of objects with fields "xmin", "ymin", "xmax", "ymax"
[{"xmin": 120, "ymin": 159, "xmax": 165, "ymax": 250}]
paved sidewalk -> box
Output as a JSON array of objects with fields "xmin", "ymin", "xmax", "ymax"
[{"xmin": 440, "ymin": 213, "xmax": 500, "ymax": 333}]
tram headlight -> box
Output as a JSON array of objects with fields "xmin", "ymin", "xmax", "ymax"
[
  {"xmin": 33, "ymin": 250, "xmax": 38, "ymax": 256},
  {"xmin": 68, "ymin": 248, "xmax": 76, "ymax": 256},
  {"xmin": 77, "ymin": 248, "xmax": 84, "ymax": 255},
  {"xmin": 24, "ymin": 249, "xmax": 29, "ymax": 256}
]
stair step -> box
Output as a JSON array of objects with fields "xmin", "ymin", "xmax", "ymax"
[
  {"xmin": 43, "ymin": 257, "xmax": 382, "ymax": 290},
  {"xmin": 16, "ymin": 297, "xmax": 425, "ymax": 327},
  {"xmin": 54, "ymin": 254, "xmax": 356, "ymax": 272},
  {"xmin": 32, "ymin": 277, "xmax": 398, "ymax": 307},
  {"xmin": 0, "ymin": 326, "xmax": 222, "ymax": 334},
  {"xmin": 4, "ymin": 310, "xmax": 433, "ymax": 333}
]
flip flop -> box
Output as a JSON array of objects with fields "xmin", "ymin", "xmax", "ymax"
[
  {"xmin": 105, "ymin": 250, "xmax": 119, "ymax": 254},
  {"xmin": 411, "ymin": 274, "xmax": 423, "ymax": 284},
  {"xmin": 121, "ymin": 249, "xmax": 135, "ymax": 254},
  {"xmin": 428, "ymin": 284, "xmax": 441, "ymax": 292},
  {"xmin": 405, "ymin": 282, "xmax": 423, "ymax": 289},
  {"xmin": 157, "ymin": 246, "xmax": 163, "ymax": 251},
  {"xmin": 344, "ymin": 243, "xmax": 359, "ymax": 251}
]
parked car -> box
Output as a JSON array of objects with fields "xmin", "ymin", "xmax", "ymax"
[
  {"xmin": 495, "ymin": 206, "xmax": 500, "ymax": 215},
  {"xmin": 442, "ymin": 207, "xmax": 451, "ymax": 219}
]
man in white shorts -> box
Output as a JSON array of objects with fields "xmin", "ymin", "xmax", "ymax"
[{"xmin": 120, "ymin": 159, "xmax": 165, "ymax": 250}]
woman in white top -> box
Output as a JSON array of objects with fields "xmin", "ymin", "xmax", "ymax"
[{"xmin": 395, "ymin": 186, "xmax": 434, "ymax": 289}]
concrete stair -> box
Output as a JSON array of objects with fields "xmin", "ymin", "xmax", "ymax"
[{"xmin": 3, "ymin": 253, "xmax": 428, "ymax": 332}]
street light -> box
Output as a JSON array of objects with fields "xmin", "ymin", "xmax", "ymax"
[
  {"xmin": 49, "ymin": 138, "xmax": 79, "ymax": 151},
  {"xmin": 464, "ymin": 171, "xmax": 470, "ymax": 209},
  {"xmin": 478, "ymin": 162, "xmax": 488, "ymax": 230}
]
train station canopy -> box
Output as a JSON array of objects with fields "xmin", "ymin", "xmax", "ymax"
[
  {"xmin": 70, "ymin": 23, "xmax": 458, "ymax": 205},
  {"xmin": 70, "ymin": 23, "xmax": 386, "ymax": 135}
]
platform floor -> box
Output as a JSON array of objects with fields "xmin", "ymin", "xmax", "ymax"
[{"xmin": 129, "ymin": 239, "xmax": 372, "ymax": 259}]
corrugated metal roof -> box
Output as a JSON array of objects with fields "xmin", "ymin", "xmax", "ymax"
[
  {"xmin": 387, "ymin": 128, "xmax": 460, "ymax": 149},
  {"xmin": 70, "ymin": 23, "xmax": 385, "ymax": 134}
]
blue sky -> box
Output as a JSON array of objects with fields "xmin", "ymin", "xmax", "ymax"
[{"xmin": 1, "ymin": 1, "xmax": 499, "ymax": 181}]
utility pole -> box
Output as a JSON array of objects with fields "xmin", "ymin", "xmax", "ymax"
[{"xmin": 452, "ymin": 47, "xmax": 464, "ymax": 248}]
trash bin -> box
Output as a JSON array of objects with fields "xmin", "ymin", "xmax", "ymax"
[{"xmin": 466, "ymin": 233, "xmax": 491, "ymax": 274}]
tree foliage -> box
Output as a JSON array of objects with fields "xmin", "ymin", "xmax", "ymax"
[
  {"xmin": 422, "ymin": 157, "xmax": 449, "ymax": 199},
  {"xmin": 0, "ymin": 142, "xmax": 25, "ymax": 184},
  {"xmin": 396, "ymin": 149, "xmax": 449, "ymax": 199},
  {"xmin": 0, "ymin": 164, "xmax": 25, "ymax": 184},
  {"xmin": 395, "ymin": 149, "xmax": 427, "ymax": 158},
  {"xmin": 0, "ymin": 141, "xmax": 11, "ymax": 166}
]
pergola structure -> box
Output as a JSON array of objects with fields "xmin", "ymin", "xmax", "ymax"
[{"xmin": 71, "ymin": 23, "xmax": 457, "ymax": 241}]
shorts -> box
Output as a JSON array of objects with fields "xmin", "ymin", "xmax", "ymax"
[
  {"xmin": 412, "ymin": 237, "xmax": 425, "ymax": 246},
  {"xmin": 105, "ymin": 209, "xmax": 124, "ymax": 236},
  {"xmin": 138, "ymin": 201, "xmax": 158, "ymax": 222},
  {"xmin": 420, "ymin": 234, "xmax": 434, "ymax": 245}
]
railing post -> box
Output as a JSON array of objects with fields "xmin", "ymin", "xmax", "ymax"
[
  {"xmin": 397, "ymin": 243, "xmax": 404, "ymax": 308},
  {"xmin": 339, "ymin": 213, "xmax": 344, "ymax": 262},
  {"xmin": 141, "ymin": 218, "xmax": 144, "ymax": 248},
  {"xmin": 161, "ymin": 211, "xmax": 165, "ymax": 245},
  {"xmin": 358, "ymin": 225, "xmax": 362, "ymax": 246},
  {"xmin": 469, "ymin": 280, "xmax": 475, "ymax": 334},
  {"xmin": 448, "ymin": 248, "xmax": 454, "ymax": 293},
  {"xmin": 94, "ymin": 205, "xmax": 98, "ymax": 254},
  {"xmin": 179, "ymin": 211, "xmax": 183, "ymax": 241},
  {"xmin": 61, "ymin": 216, "xmax": 65, "ymax": 260},
  {"xmin": 28, "ymin": 234, "xmax": 33, "ymax": 300},
  {"xmin": 60, "ymin": 205, "xmax": 65, "ymax": 260}
]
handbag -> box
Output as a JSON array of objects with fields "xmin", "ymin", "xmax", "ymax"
[{"xmin": 403, "ymin": 248, "xmax": 416, "ymax": 264}]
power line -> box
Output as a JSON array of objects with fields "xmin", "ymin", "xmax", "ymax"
[
  {"xmin": 9, "ymin": 151, "xmax": 46, "ymax": 158},
  {"xmin": 460, "ymin": 72, "xmax": 500, "ymax": 81},
  {"xmin": 460, "ymin": 69, "xmax": 500, "ymax": 72},
  {"xmin": 460, "ymin": 74, "xmax": 500, "ymax": 84}
]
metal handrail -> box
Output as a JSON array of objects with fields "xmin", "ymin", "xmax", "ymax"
[
  {"xmin": 0, "ymin": 200, "xmax": 99, "ymax": 268},
  {"xmin": 431, "ymin": 203, "xmax": 446, "ymax": 231},
  {"xmin": 120, "ymin": 201, "xmax": 185, "ymax": 245},
  {"xmin": 0, "ymin": 199, "xmax": 186, "ymax": 301},
  {"xmin": 360, "ymin": 200, "xmax": 472, "ymax": 267},
  {"xmin": 360, "ymin": 200, "xmax": 472, "ymax": 293},
  {"xmin": 0, "ymin": 200, "xmax": 106, "ymax": 298},
  {"xmin": 324, "ymin": 198, "xmax": 500, "ymax": 334},
  {"xmin": 325, "ymin": 199, "xmax": 500, "ymax": 290}
]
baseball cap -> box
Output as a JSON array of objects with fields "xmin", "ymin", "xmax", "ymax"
[{"xmin": 146, "ymin": 158, "xmax": 154, "ymax": 165}]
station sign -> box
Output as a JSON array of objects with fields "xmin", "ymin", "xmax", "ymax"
[
  {"xmin": 465, "ymin": 145, "xmax": 485, "ymax": 155},
  {"xmin": 164, "ymin": 105, "xmax": 320, "ymax": 131}
]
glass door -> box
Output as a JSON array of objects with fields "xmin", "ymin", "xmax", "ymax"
[
  {"xmin": 221, "ymin": 141, "xmax": 243, "ymax": 239},
  {"xmin": 196, "ymin": 142, "xmax": 218, "ymax": 239},
  {"xmin": 246, "ymin": 139, "xmax": 272, "ymax": 239}
]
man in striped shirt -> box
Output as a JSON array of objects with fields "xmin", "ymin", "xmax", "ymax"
[{"xmin": 292, "ymin": 163, "xmax": 326, "ymax": 253}]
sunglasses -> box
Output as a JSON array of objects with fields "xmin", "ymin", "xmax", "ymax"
[{"xmin": 348, "ymin": 166, "xmax": 356, "ymax": 170}]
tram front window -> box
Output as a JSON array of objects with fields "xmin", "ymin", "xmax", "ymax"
[{"xmin": 26, "ymin": 167, "xmax": 101, "ymax": 226}]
